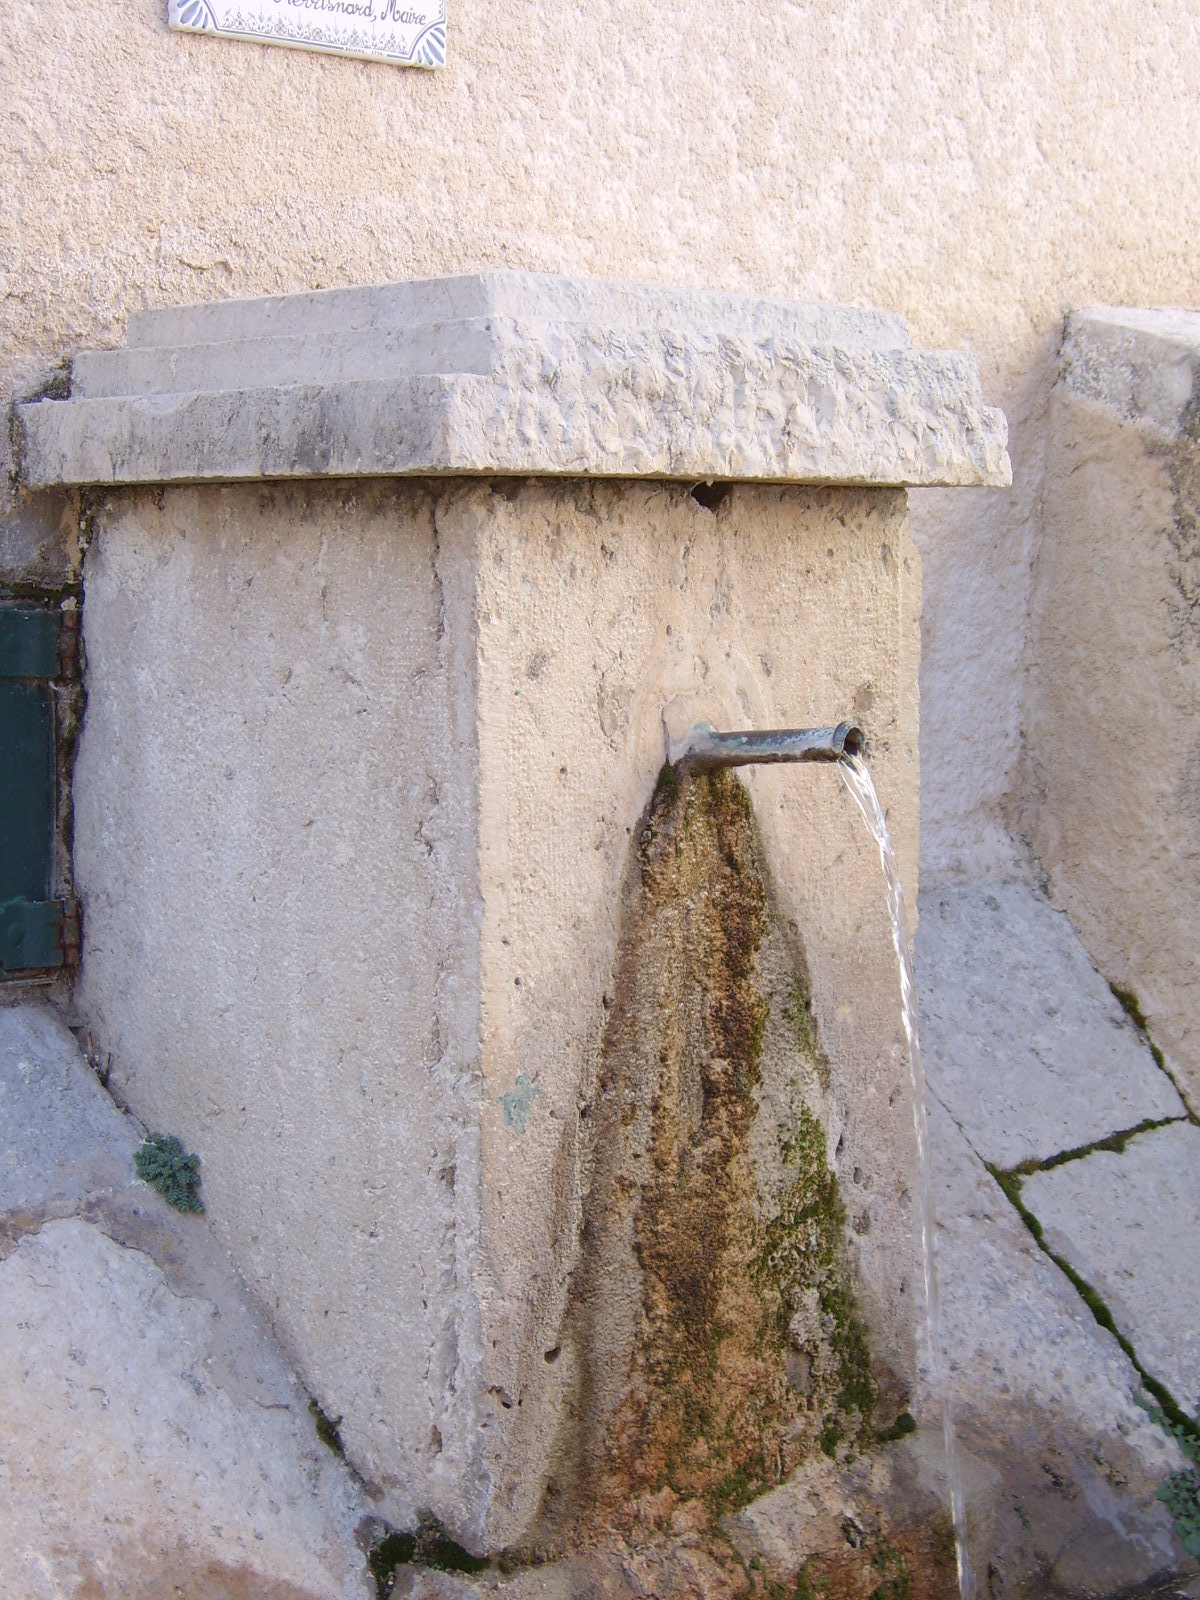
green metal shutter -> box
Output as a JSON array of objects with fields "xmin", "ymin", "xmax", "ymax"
[{"xmin": 0, "ymin": 607, "xmax": 77, "ymax": 973}]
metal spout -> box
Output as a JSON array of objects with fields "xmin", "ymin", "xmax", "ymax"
[{"xmin": 676, "ymin": 721, "xmax": 865, "ymax": 771}]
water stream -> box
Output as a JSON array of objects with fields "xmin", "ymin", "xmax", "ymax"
[{"xmin": 838, "ymin": 752, "xmax": 975, "ymax": 1600}]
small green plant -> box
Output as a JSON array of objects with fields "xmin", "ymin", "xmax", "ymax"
[
  {"xmin": 309, "ymin": 1399, "xmax": 345, "ymax": 1457},
  {"xmin": 1149, "ymin": 1407, "xmax": 1200, "ymax": 1558},
  {"xmin": 367, "ymin": 1529, "xmax": 416, "ymax": 1597},
  {"xmin": 134, "ymin": 1132, "xmax": 204, "ymax": 1213},
  {"xmin": 867, "ymin": 1543, "xmax": 911, "ymax": 1600},
  {"xmin": 1158, "ymin": 1469, "xmax": 1200, "ymax": 1559},
  {"xmin": 875, "ymin": 1411, "xmax": 917, "ymax": 1445}
]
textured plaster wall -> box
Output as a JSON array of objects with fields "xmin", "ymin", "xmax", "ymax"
[
  {"xmin": 72, "ymin": 477, "xmax": 920, "ymax": 1547},
  {"xmin": 4, "ymin": 1, "xmax": 1200, "ymax": 863},
  {"xmin": 2, "ymin": 6, "xmax": 1200, "ymax": 870}
]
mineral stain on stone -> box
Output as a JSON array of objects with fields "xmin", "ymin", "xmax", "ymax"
[
  {"xmin": 536, "ymin": 766, "xmax": 876, "ymax": 1547},
  {"xmin": 499, "ymin": 1073, "xmax": 540, "ymax": 1133}
]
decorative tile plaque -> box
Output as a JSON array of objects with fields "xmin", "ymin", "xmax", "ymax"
[{"xmin": 167, "ymin": 0, "xmax": 446, "ymax": 68}]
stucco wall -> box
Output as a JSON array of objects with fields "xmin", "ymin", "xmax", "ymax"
[{"xmin": 4, "ymin": 0, "xmax": 1200, "ymax": 865}]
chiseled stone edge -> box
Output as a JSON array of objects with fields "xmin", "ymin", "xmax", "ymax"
[
  {"xmin": 1061, "ymin": 307, "xmax": 1200, "ymax": 437},
  {"xmin": 16, "ymin": 293, "xmax": 1011, "ymax": 490}
]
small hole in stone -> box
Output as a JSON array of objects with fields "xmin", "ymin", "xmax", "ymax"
[
  {"xmin": 544, "ymin": 1346, "xmax": 561, "ymax": 1364},
  {"xmin": 690, "ymin": 481, "xmax": 732, "ymax": 512}
]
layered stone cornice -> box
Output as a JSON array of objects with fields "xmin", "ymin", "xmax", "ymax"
[{"xmin": 16, "ymin": 272, "xmax": 1010, "ymax": 490}]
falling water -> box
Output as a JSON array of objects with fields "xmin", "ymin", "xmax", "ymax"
[{"xmin": 839, "ymin": 751, "xmax": 974, "ymax": 1600}]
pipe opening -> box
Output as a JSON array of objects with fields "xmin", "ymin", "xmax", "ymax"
[{"xmin": 676, "ymin": 721, "xmax": 867, "ymax": 771}]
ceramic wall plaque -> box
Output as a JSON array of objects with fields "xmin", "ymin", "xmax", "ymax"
[{"xmin": 167, "ymin": 0, "xmax": 446, "ymax": 68}]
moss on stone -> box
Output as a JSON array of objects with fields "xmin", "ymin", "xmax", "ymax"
[
  {"xmin": 414, "ymin": 1516, "xmax": 490, "ymax": 1574},
  {"xmin": 783, "ymin": 976, "xmax": 818, "ymax": 1060},
  {"xmin": 367, "ymin": 1530, "xmax": 416, "ymax": 1597},
  {"xmin": 653, "ymin": 759, "xmax": 680, "ymax": 809},
  {"xmin": 1110, "ymin": 981, "xmax": 1198, "ymax": 1122},
  {"xmin": 366, "ymin": 1515, "xmax": 488, "ymax": 1598},
  {"xmin": 989, "ymin": 1163, "xmax": 1200, "ymax": 1443},
  {"xmin": 542, "ymin": 768, "xmax": 881, "ymax": 1547},
  {"xmin": 758, "ymin": 1100, "xmax": 877, "ymax": 1458},
  {"xmin": 875, "ymin": 1410, "xmax": 917, "ymax": 1444},
  {"xmin": 308, "ymin": 1399, "xmax": 345, "ymax": 1457},
  {"xmin": 867, "ymin": 1544, "xmax": 912, "ymax": 1600}
]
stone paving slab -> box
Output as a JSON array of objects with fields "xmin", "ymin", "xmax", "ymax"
[
  {"xmin": 923, "ymin": 1093, "xmax": 1188, "ymax": 1594},
  {"xmin": 0, "ymin": 1003, "xmax": 139, "ymax": 1215},
  {"xmin": 1022, "ymin": 1120, "xmax": 1200, "ymax": 1414},
  {"xmin": 0, "ymin": 1003, "xmax": 371, "ymax": 1600},
  {"xmin": 916, "ymin": 879, "xmax": 1184, "ymax": 1169}
]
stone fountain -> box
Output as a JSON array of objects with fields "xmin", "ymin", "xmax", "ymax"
[{"xmin": 15, "ymin": 272, "xmax": 1008, "ymax": 1578}]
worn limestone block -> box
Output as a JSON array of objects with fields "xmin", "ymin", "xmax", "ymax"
[
  {"xmin": 915, "ymin": 881, "xmax": 1197, "ymax": 1590},
  {"xmin": 71, "ymin": 474, "xmax": 924, "ymax": 1551},
  {"xmin": 0, "ymin": 1003, "xmax": 371, "ymax": 1600},
  {"xmin": 1021, "ymin": 308, "xmax": 1200, "ymax": 1106},
  {"xmin": 916, "ymin": 879, "xmax": 1184, "ymax": 1168},
  {"xmin": 1022, "ymin": 1121, "xmax": 1200, "ymax": 1415},
  {"xmin": 1, "ymin": 1219, "xmax": 370, "ymax": 1600},
  {"xmin": 0, "ymin": 1002, "xmax": 140, "ymax": 1216}
]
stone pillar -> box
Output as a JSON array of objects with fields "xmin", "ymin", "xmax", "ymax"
[
  {"xmin": 16, "ymin": 274, "xmax": 1008, "ymax": 1549},
  {"xmin": 1021, "ymin": 309, "xmax": 1200, "ymax": 1109}
]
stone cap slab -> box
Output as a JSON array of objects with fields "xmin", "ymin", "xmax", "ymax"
[
  {"xmin": 1061, "ymin": 306, "xmax": 1200, "ymax": 435},
  {"xmin": 16, "ymin": 272, "xmax": 1010, "ymax": 490}
]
